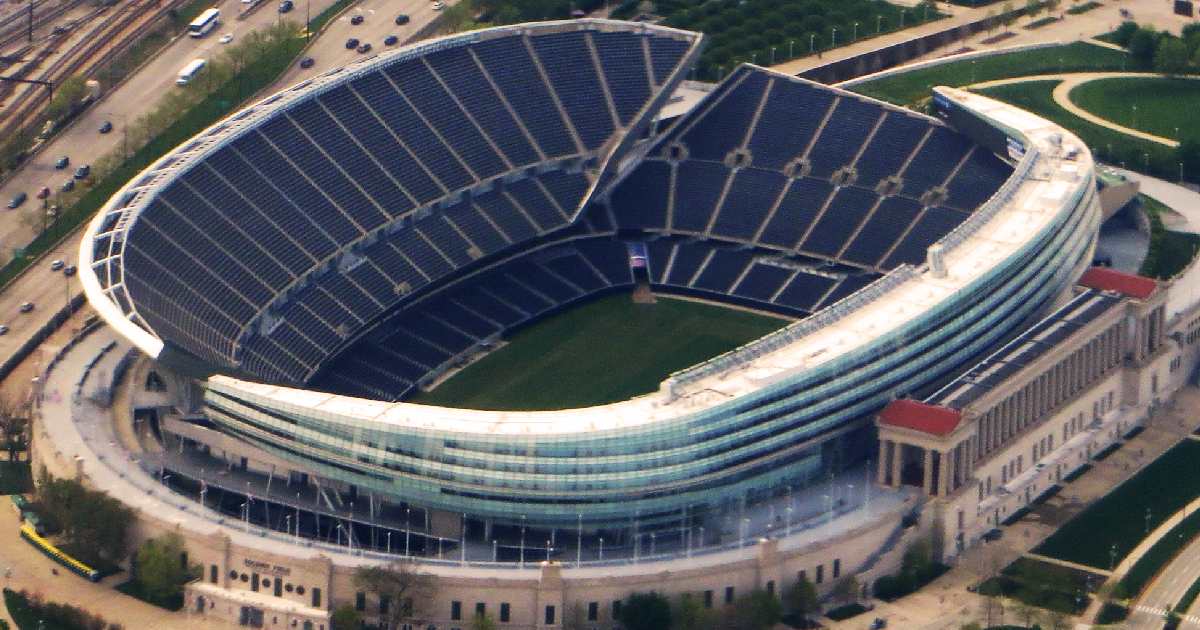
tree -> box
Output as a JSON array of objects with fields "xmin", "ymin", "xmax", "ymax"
[
  {"xmin": 831, "ymin": 576, "xmax": 860, "ymax": 605},
  {"xmin": 469, "ymin": 612, "xmax": 498, "ymax": 630},
  {"xmin": 1112, "ymin": 20, "xmax": 1140, "ymax": 47},
  {"xmin": 0, "ymin": 395, "xmax": 27, "ymax": 462},
  {"xmin": 331, "ymin": 604, "xmax": 362, "ymax": 630},
  {"xmin": 1001, "ymin": 2, "xmax": 1016, "ymax": 31},
  {"xmin": 1046, "ymin": 609, "xmax": 1070, "ymax": 630},
  {"xmin": 783, "ymin": 576, "xmax": 818, "ymax": 620},
  {"xmin": 1024, "ymin": 0, "xmax": 1042, "ymax": 20},
  {"xmin": 352, "ymin": 560, "xmax": 435, "ymax": 629},
  {"xmin": 1129, "ymin": 28, "xmax": 1159, "ymax": 67},
  {"xmin": 723, "ymin": 590, "xmax": 782, "ymax": 630},
  {"xmin": 44, "ymin": 75, "xmax": 87, "ymax": 122},
  {"xmin": 36, "ymin": 473, "xmax": 133, "ymax": 566},
  {"xmin": 616, "ymin": 592, "xmax": 672, "ymax": 630},
  {"xmin": 134, "ymin": 533, "xmax": 198, "ymax": 607},
  {"xmin": 1155, "ymin": 37, "xmax": 1189, "ymax": 76},
  {"xmin": 672, "ymin": 593, "xmax": 717, "ymax": 630},
  {"xmin": 1014, "ymin": 601, "xmax": 1040, "ymax": 629},
  {"xmin": 1043, "ymin": 0, "xmax": 1060, "ymax": 14}
]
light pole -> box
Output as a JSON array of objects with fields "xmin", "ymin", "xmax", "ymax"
[
  {"xmin": 831, "ymin": 27, "xmax": 837, "ymax": 49},
  {"xmin": 789, "ymin": 39, "xmax": 794, "ymax": 58},
  {"xmin": 876, "ymin": 14, "xmax": 882, "ymax": 33},
  {"xmin": 598, "ymin": 536, "xmax": 604, "ymax": 561},
  {"xmin": 520, "ymin": 515, "xmax": 527, "ymax": 568},
  {"xmin": 386, "ymin": 531, "xmax": 391, "ymax": 554},
  {"xmin": 576, "ymin": 514, "xmax": 582, "ymax": 567},
  {"xmin": 852, "ymin": 21, "xmax": 858, "ymax": 41},
  {"xmin": 492, "ymin": 539, "xmax": 497, "ymax": 562},
  {"xmin": 1132, "ymin": 104, "xmax": 1137, "ymax": 130},
  {"xmin": 770, "ymin": 46, "xmax": 776, "ymax": 64},
  {"xmin": 404, "ymin": 508, "xmax": 411, "ymax": 556},
  {"xmin": 650, "ymin": 532, "xmax": 656, "ymax": 556},
  {"xmin": 900, "ymin": 10, "xmax": 906, "ymax": 28},
  {"xmin": 1145, "ymin": 507, "xmax": 1152, "ymax": 535},
  {"xmin": 1180, "ymin": 162, "xmax": 1184, "ymax": 183},
  {"xmin": 810, "ymin": 33, "xmax": 816, "ymax": 53}
]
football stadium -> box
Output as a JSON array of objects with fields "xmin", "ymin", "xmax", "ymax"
[{"xmin": 66, "ymin": 17, "xmax": 1186, "ymax": 629}]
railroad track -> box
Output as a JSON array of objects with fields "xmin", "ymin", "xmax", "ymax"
[
  {"xmin": 0, "ymin": 0, "xmax": 90, "ymax": 53},
  {"xmin": 0, "ymin": 0, "xmax": 169, "ymax": 138}
]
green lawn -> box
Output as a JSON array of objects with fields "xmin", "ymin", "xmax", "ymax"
[
  {"xmin": 974, "ymin": 81, "xmax": 1179, "ymax": 182},
  {"xmin": 1121, "ymin": 508, "xmax": 1200, "ymax": 596},
  {"xmin": 977, "ymin": 557, "xmax": 1096, "ymax": 614},
  {"xmin": 411, "ymin": 292, "xmax": 789, "ymax": 411},
  {"xmin": 1034, "ymin": 440, "xmax": 1200, "ymax": 569},
  {"xmin": 849, "ymin": 41, "xmax": 1135, "ymax": 106},
  {"xmin": 1070, "ymin": 77, "xmax": 1200, "ymax": 143}
]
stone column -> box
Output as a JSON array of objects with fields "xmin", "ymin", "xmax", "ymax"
[
  {"xmin": 877, "ymin": 440, "xmax": 889, "ymax": 486},
  {"xmin": 892, "ymin": 441, "xmax": 903, "ymax": 488},
  {"xmin": 922, "ymin": 448, "xmax": 934, "ymax": 496}
]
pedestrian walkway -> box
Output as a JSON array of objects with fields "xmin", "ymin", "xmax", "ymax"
[
  {"xmin": 1135, "ymin": 604, "xmax": 1200, "ymax": 627},
  {"xmin": 966, "ymin": 71, "xmax": 1200, "ymax": 148},
  {"xmin": 1022, "ymin": 552, "xmax": 1112, "ymax": 577}
]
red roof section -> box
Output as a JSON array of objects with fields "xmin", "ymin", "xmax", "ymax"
[
  {"xmin": 879, "ymin": 399, "xmax": 962, "ymax": 436},
  {"xmin": 1078, "ymin": 267, "xmax": 1157, "ymax": 300}
]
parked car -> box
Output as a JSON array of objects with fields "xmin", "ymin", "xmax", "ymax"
[
  {"xmin": 869, "ymin": 619, "xmax": 887, "ymax": 630},
  {"xmin": 432, "ymin": 1, "xmax": 444, "ymax": 10},
  {"xmin": 61, "ymin": 179, "xmax": 74, "ymax": 193},
  {"xmin": 299, "ymin": 56, "xmax": 315, "ymax": 69},
  {"xmin": 384, "ymin": 34, "xmax": 398, "ymax": 46},
  {"xmin": 219, "ymin": 32, "xmax": 234, "ymax": 44},
  {"xmin": 350, "ymin": 13, "xmax": 364, "ymax": 24},
  {"xmin": 345, "ymin": 37, "xmax": 359, "ymax": 49},
  {"xmin": 64, "ymin": 265, "xmax": 77, "ymax": 277},
  {"xmin": 36, "ymin": 186, "xmax": 50, "ymax": 199},
  {"xmin": 0, "ymin": 325, "xmax": 9, "ymax": 336},
  {"xmin": 50, "ymin": 259, "xmax": 64, "ymax": 271},
  {"xmin": 394, "ymin": 13, "xmax": 409, "ymax": 24},
  {"xmin": 74, "ymin": 165, "xmax": 90, "ymax": 179},
  {"xmin": 98, "ymin": 120, "xmax": 112, "ymax": 134},
  {"xmin": 356, "ymin": 42, "xmax": 372, "ymax": 54},
  {"xmin": 54, "ymin": 155, "xmax": 69, "ymax": 169},
  {"xmin": 7, "ymin": 192, "xmax": 26, "ymax": 209},
  {"xmin": 981, "ymin": 528, "xmax": 1003, "ymax": 542},
  {"xmin": 19, "ymin": 302, "xmax": 34, "ymax": 313},
  {"xmin": 279, "ymin": 0, "xmax": 293, "ymax": 12}
]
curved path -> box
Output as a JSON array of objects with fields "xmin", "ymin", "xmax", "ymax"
[{"xmin": 966, "ymin": 72, "xmax": 1200, "ymax": 148}]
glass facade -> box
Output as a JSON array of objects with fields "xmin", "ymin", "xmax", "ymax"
[{"xmin": 203, "ymin": 173, "xmax": 1099, "ymax": 529}]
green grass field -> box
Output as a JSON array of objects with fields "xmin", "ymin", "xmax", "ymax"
[
  {"xmin": 1140, "ymin": 195, "xmax": 1200, "ymax": 280},
  {"xmin": 849, "ymin": 42, "xmax": 1134, "ymax": 106},
  {"xmin": 1070, "ymin": 77, "xmax": 1200, "ymax": 143},
  {"xmin": 412, "ymin": 292, "xmax": 789, "ymax": 411},
  {"xmin": 1034, "ymin": 440, "xmax": 1200, "ymax": 569},
  {"xmin": 975, "ymin": 81, "xmax": 1179, "ymax": 181}
]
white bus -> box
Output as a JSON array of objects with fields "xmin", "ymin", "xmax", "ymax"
[
  {"xmin": 188, "ymin": 8, "xmax": 220, "ymax": 37},
  {"xmin": 177, "ymin": 58, "xmax": 207, "ymax": 85}
]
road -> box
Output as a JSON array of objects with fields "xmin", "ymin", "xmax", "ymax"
[
  {"xmin": 1129, "ymin": 528, "xmax": 1200, "ymax": 629},
  {"xmin": 270, "ymin": 0, "xmax": 454, "ymax": 91},
  {"xmin": 0, "ymin": 0, "xmax": 346, "ymax": 259}
]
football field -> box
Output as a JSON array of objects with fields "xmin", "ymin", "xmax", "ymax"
[{"xmin": 411, "ymin": 292, "xmax": 790, "ymax": 411}]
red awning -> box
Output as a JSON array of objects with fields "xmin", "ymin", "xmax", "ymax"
[
  {"xmin": 1078, "ymin": 267, "xmax": 1157, "ymax": 300},
  {"xmin": 878, "ymin": 399, "xmax": 962, "ymax": 436}
]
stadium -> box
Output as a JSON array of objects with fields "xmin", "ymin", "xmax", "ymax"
[{"xmin": 70, "ymin": 16, "xmax": 1119, "ymax": 628}]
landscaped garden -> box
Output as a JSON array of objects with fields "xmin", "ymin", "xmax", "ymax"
[
  {"xmin": 1139, "ymin": 195, "xmax": 1200, "ymax": 280},
  {"xmin": 977, "ymin": 557, "xmax": 1096, "ymax": 614},
  {"xmin": 1034, "ymin": 440, "xmax": 1200, "ymax": 570},
  {"xmin": 652, "ymin": 0, "xmax": 943, "ymax": 79},
  {"xmin": 847, "ymin": 41, "xmax": 1135, "ymax": 106},
  {"xmin": 1071, "ymin": 77, "xmax": 1200, "ymax": 143}
]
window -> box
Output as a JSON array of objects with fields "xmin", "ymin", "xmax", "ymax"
[
  {"xmin": 210, "ymin": 565, "xmax": 218, "ymax": 584},
  {"xmin": 833, "ymin": 559, "xmax": 841, "ymax": 579},
  {"xmin": 766, "ymin": 581, "xmax": 775, "ymax": 596},
  {"xmin": 612, "ymin": 600, "xmax": 622, "ymax": 619},
  {"xmin": 798, "ymin": 570, "xmax": 807, "ymax": 583},
  {"xmin": 816, "ymin": 564, "xmax": 824, "ymax": 584},
  {"xmin": 380, "ymin": 596, "xmax": 390, "ymax": 616},
  {"xmin": 724, "ymin": 586, "xmax": 735, "ymax": 604},
  {"xmin": 545, "ymin": 605, "xmax": 556, "ymax": 625},
  {"xmin": 500, "ymin": 603, "xmax": 510, "ymax": 623},
  {"xmin": 311, "ymin": 587, "xmax": 321, "ymax": 609},
  {"xmin": 356, "ymin": 592, "xmax": 366, "ymax": 612},
  {"xmin": 451, "ymin": 601, "xmax": 462, "ymax": 621},
  {"xmin": 587, "ymin": 602, "xmax": 598, "ymax": 621},
  {"xmin": 703, "ymin": 590, "xmax": 713, "ymax": 609},
  {"xmin": 476, "ymin": 603, "xmax": 485, "ymax": 617}
]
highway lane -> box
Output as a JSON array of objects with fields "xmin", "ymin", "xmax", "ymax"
[
  {"xmin": 269, "ymin": 0, "xmax": 454, "ymax": 90},
  {"xmin": 1128, "ymin": 530, "xmax": 1200, "ymax": 628}
]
